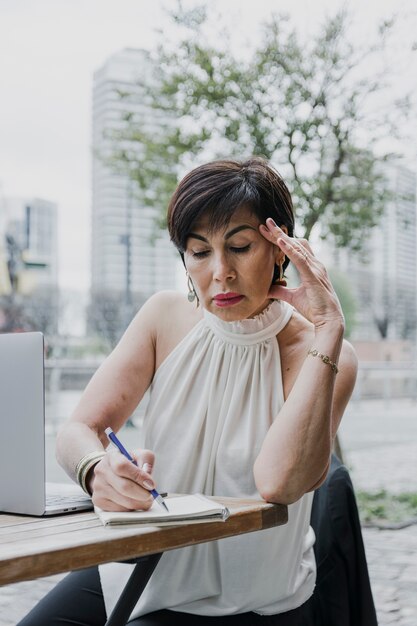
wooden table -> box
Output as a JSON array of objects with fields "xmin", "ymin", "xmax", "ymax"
[{"xmin": 0, "ymin": 497, "xmax": 287, "ymax": 625}]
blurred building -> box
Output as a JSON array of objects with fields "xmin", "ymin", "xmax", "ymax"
[
  {"xmin": 0, "ymin": 196, "xmax": 58, "ymax": 294},
  {"xmin": 333, "ymin": 163, "xmax": 417, "ymax": 342},
  {"xmin": 91, "ymin": 48, "xmax": 177, "ymax": 306}
]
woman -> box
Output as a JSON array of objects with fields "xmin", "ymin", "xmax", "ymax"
[{"xmin": 19, "ymin": 157, "xmax": 357, "ymax": 625}]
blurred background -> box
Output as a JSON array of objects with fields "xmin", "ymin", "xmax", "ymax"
[
  {"xmin": 1, "ymin": 0, "xmax": 416, "ymax": 407},
  {"xmin": 0, "ymin": 2, "xmax": 417, "ymax": 623},
  {"xmin": 0, "ymin": 0, "xmax": 416, "ymax": 477},
  {"xmin": 1, "ymin": 0, "xmax": 417, "ymax": 485}
]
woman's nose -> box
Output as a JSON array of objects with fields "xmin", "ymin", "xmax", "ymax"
[{"xmin": 212, "ymin": 253, "xmax": 236, "ymax": 282}]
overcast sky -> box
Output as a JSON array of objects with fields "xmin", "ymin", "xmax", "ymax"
[{"xmin": 0, "ymin": 0, "xmax": 416, "ymax": 291}]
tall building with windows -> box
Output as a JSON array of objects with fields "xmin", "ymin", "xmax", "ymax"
[
  {"xmin": 332, "ymin": 163, "xmax": 417, "ymax": 341},
  {"xmin": 91, "ymin": 48, "xmax": 177, "ymax": 306},
  {"xmin": 0, "ymin": 196, "xmax": 58, "ymax": 294}
]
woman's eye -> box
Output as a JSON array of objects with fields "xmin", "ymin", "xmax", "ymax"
[
  {"xmin": 230, "ymin": 245, "xmax": 251, "ymax": 254},
  {"xmin": 191, "ymin": 245, "xmax": 251, "ymax": 258},
  {"xmin": 192, "ymin": 250, "xmax": 210, "ymax": 258}
]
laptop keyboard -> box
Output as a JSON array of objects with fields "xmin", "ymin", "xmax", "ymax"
[{"xmin": 46, "ymin": 494, "xmax": 91, "ymax": 506}]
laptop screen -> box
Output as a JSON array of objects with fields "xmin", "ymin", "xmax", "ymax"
[{"xmin": 0, "ymin": 332, "xmax": 46, "ymax": 515}]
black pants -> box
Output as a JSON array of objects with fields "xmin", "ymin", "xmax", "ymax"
[{"xmin": 17, "ymin": 566, "xmax": 315, "ymax": 625}]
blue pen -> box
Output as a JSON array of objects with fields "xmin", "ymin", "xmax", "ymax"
[{"xmin": 104, "ymin": 427, "xmax": 169, "ymax": 512}]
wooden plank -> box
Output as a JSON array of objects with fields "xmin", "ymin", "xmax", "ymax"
[
  {"xmin": 0, "ymin": 504, "xmax": 285, "ymax": 560},
  {"xmin": 2, "ymin": 518, "xmax": 100, "ymax": 542},
  {"xmin": 0, "ymin": 499, "xmax": 287, "ymax": 586},
  {"xmin": 0, "ymin": 512, "xmax": 94, "ymax": 532}
]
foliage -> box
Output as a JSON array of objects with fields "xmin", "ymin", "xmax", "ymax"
[
  {"xmin": 27, "ymin": 287, "xmax": 60, "ymax": 336},
  {"xmin": 109, "ymin": 5, "xmax": 412, "ymax": 251},
  {"xmin": 0, "ymin": 287, "xmax": 60, "ymax": 337},
  {"xmin": 363, "ymin": 274, "xmax": 417, "ymax": 340},
  {"xmin": 357, "ymin": 489, "xmax": 417, "ymax": 525},
  {"xmin": 328, "ymin": 269, "xmax": 357, "ymax": 338},
  {"xmin": 0, "ymin": 295, "xmax": 28, "ymax": 333},
  {"xmin": 87, "ymin": 290, "xmax": 126, "ymax": 350},
  {"xmin": 87, "ymin": 290, "xmax": 145, "ymax": 350}
]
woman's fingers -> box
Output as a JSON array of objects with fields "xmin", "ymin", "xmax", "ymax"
[
  {"xmin": 95, "ymin": 497, "xmax": 134, "ymax": 512},
  {"xmin": 300, "ymin": 238, "xmax": 314, "ymax": 255},
  {"xmin": 260, "ymin": 218, "xmax": 344, "ymax": 327},
  {"xmin": 93, "ymin": 475, "xmax": 154, "ymax": 511},
  {"xmin": 259, "ymin": 222, "xmax": 282, "ymax": 245},
  {"xmin": 260, "ymin": 220, "xmax": 311, "ymax": 256},
  {"xmin": 260, "ymin": 219, "xmax": 314, "ymax": 274},
  {"xmin": 108, "ymin": 451, "xmax": 156, "ymax": 488},
  {"xmin": 277, "ymin": 236, "xmax": 312, "ymax": 272},
  {"xmin": 92, "ymin": 452, "xmax": 155, "ymax": 511},
  {"xmin": 133, "ymin": 448, "xmax": 155, "ymax": 475},
  {"xmin": 93, "ymin": 474, "xmax": 153, "ymax": 511},
  {"xmin": 267, "ymin": 284, "xmax": 299, "ymax": 305}
]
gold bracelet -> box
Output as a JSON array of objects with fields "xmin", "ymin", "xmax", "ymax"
[
  {"xmin": 308, "ymin": 348, "xmax": 339, "ymax": 374},
  {"xmin": 75, "ymin": 451, "xmax": 104, "ymax": 480},
  {"xmin": 78, "ymin": 453, "xmax": 106, "ymax": 495},
  {"xmin": 75, "ymin": 451, "xmax": 106, "ymax": 495}
]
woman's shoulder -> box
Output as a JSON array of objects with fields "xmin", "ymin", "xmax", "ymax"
[
  {"xmin": 144, "ymin": 290, "xmax": 202, "ymax": 325},
  {"xmin": 143, "ymin": 289, "xmax": 184, "ymax": 312},
  {"xmin": 143, "ymin": 291, "xmax": 203, "ymax": 362}
]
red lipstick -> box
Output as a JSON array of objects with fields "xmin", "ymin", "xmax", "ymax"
[{"xmin": 213, "ymin": 293, "xmax": 244, "ymax": 307}]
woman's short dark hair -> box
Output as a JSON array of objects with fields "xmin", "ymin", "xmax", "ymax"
[{"xmin": 167, "ymin": 156, "xmax": 294, "ymax": 274}]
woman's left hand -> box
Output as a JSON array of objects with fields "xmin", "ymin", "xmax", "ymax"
[{"xmin": 259, "ymin": 218, "xmax": 345, "ymax": 331}]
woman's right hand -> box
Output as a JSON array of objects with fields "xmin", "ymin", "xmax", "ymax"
[
  {"xmin": 89, "ymin": 448, "xmax": 157, "ymax": 512},
  {"xmin": 259, "ymin": 219, "xmax": 345, "ymax": 332}
]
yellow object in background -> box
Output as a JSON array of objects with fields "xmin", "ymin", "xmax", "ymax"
[
  {"xmin": 17, "ymin": 270, "xmax": 38, "ymax": 295},
  {"xmin": 0, "ymin": 249, "xmax": 12, "ymax": 295}
]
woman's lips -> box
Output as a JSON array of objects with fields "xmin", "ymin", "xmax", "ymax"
[{"xmin": 213, "ymin": 293, "xmax": 244, "ymax": 307}]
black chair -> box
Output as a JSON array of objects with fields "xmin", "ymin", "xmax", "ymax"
[{"xmin": 310, "ymin": 454, "xmax": 378, "ymax": 626}]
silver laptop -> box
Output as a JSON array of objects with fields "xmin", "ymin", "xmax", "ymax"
[{"xmin": 0, "ymin": 331, "xmax": 93, "ymax": 516}]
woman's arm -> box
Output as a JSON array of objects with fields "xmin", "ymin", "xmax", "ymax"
[
  {"xmin": 56, "ymin": 292, "xmax": 164, "ymax": 510},
  {"xmin": 254, "ymin": 333, "xmax": 357, "ymax": 504},
  {"xmin": 253, "ymin": 220, "xmax": 358, "ymax": 505}
]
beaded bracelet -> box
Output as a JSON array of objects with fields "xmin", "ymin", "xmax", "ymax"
[
  {"xmin": 308, "ymin": 348, "xmax": 339, "ymax": 374},
  {"xmin": 75, "ymin": 451, "xmax": 106, "ymax": 495}
]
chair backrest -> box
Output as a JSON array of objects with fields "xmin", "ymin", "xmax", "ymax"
[{"xmin": 310, "ymin": 454, "xmax": 378, "ymax": 626}]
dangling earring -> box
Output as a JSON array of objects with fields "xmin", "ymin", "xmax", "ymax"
[
  {"xmin": 276, "ymin": 262, "xmax": 287, "ymax": 287},
  {"xmin": 187, "ymin": 273, "xmax": 199, "ymax": 306}
]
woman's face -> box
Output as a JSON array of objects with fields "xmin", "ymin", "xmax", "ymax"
[{"xmin": 184, "ymin": 206, "xmax": 283, "ymax": 321}]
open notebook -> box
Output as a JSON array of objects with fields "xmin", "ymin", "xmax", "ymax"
[{"xmin": 95, "ymin": 494, "xmax": 230, "ymax": 527}]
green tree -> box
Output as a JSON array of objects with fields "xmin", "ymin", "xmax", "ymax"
[
  {"xmin": 0, "ymin": 286, "xmax": 60, "ymax": 337},
  {"xmin": 109, "ymin": 5, "xmax": 413, "ymax": 250},
  {"xmin": 87, "ymin": 289, "xmax": 146, "ymax": 350},
  {"xmin": 87, "ymin": 290, "xmax": 126, "ymax": 350},
  {"xmin": 328, "ymin": 269, "xmax": 357, "ymax": 338}
]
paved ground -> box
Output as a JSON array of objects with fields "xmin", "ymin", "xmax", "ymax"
[
  {"xmin": 1, "ymin": 398, "xmax": 416, "ymax": 625},
  {"xmin": 339, "ymin": 398, "xmax": 417, "ymax": 626}
]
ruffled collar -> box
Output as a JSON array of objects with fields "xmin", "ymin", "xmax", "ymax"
[{"xmin": 202, "ymin": 300, "xmax": 293, "ymax": 345}]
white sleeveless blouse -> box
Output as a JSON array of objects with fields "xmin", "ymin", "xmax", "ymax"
[{"xmin": 99, "ymin": 299, "xmax": 316, "ymax": 618}]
